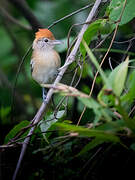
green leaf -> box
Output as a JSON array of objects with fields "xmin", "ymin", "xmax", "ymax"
[
  {"xmin": 80, "ymin": 19, "xmax": 110, "ymax": 58},
  {"xmin": 109, "ymin": 0, "xmax": 135, "ymax": 25},
  {"xmin": 99, "ymin": 19, "xmax": 113, "ymax": 34},
  {"xmin": 98, "ymin": 58, "xmax": 129, "ymax": 107},
  {"xmin": 78, "ymin": 97, "xmax": 103, "ymax": 123},
  {"xmin": 78, "ymin": 97, "xmax": 113, "ymax": 123},
  {"xmin": 76, "ymin": 120, "xmax": 126, "ymax": 156},
  {"xmin": 77, "ymin": 138, "xmax": 105, "ymax": 157},
  {"xmin": 100, "ymin": 57, "xmax": 128, "ymax": 98},
  {"xmin": 112, "ymin": 57, "xmax": 129, "ymax": 96},
  {"xmin": 4, "ymin": 120, "xmax": 30, "ymax": 144},
  {"xmin": 39, "ymin": 110, "xmax": 65, "ymax": 140},
  {"xmin": 116, "ymin": 105, "xmax": 135, "ymax": 131},
  {"xmin": 56, "ymin": 123, "xmax": 120, "ymax": 142},
  {"xmin": 121, "ymin": 70, "xmax": 135, "ymax": 103},
  {"xmin": 78, "ymin": 97, "xmax": 100, "ymax": 109},
  {"xmin": 96, "ymin": 120, "xmax": 125, "ymax": 132}
]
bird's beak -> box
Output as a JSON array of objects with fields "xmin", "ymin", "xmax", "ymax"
[{"xmin": 51, "ymin": 39, "xmax": 63, "ymax": 45}]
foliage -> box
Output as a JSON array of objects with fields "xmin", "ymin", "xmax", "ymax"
[
  {"xmin": 4, "ymin": 120, "xmax": 30, "ymax": 144},
  {"xmin": 1, "ymin": 0, "xmax": 135, "ymax": 179},
  {"xmin": 109, "ymin": 0, "xmax": 135, "ymax": 25}
]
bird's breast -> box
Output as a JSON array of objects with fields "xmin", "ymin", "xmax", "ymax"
[{"xmin": 31, "ymin": 49, "xmax": 61, "ymax": 84}]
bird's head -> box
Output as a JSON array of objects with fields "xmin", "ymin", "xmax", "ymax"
[{"xmin": 33, "ymin": 29, "xmax": 62, "ymax": 50}]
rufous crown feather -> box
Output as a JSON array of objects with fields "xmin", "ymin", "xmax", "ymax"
[{"xmin": 35, "ymin": 29, "xmax": 55, "ymax": 40}]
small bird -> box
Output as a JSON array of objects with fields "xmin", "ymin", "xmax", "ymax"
[{"xmin": 31, "ymin": 29, "xmax": 61, "ymax": 102}]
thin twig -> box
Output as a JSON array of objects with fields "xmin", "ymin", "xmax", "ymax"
[
  {"xmin": 93, "ymin": 32, "xmax": 113, "ymax": 50},
  {"xmin": 74, "ymin": 58, "xmax": 84, "ymax": 88},
  {"xmin": 8, "ymin": 130, "xmax": 57, "ymax": 146},
  {"xmin": 114, "ymin": 37, "xmax": 135, "ymax": 44},
  {"xmin": 11, "ymin": 45, "xmax": 32, "ymax": 122},
  {"xmin": 12, "ymin": 1, "xmax": 102, "ymax": 180},
  {"xmin": 128, "ymin": 104, "xmax": 135, "ymax": 117},
  {"xmin": 59, "ymin": 21, "xmax": 94, "ymax": 71},
  {"xmin": 48, "ymin": 3, "xmax": 94, "ymax": 29},
  {"xmin": 66, "ymin": 20, "xmax": 96, "ymax": 57},
  {"xmin": 121, "ymin": 40, "xmax": 133, "ymax": 62},
  {"xmin": 67, "ymin": 21, "xmax": 92, "ymax": 49}
]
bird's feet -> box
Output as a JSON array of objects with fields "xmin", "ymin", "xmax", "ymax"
[
  {"xmin": 54, "ymin": 69, "xmax": 62, "ymax": 78},
  {"xmin": 43, "ymin": 94, "xmax": 47, "ymax": 103},
  {"xmin": 42, "ymin": 87, "xmax": 48, "ymax": 103}
]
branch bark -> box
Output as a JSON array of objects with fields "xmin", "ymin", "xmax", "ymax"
[{"xmin": 12, "ymin": 0, "xmax": 102, "ymax": 179}]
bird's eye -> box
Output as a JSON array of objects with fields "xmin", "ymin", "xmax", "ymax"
[{"xmin": 44, "ymin": 39, "xmax": 48, "ymax": 42}]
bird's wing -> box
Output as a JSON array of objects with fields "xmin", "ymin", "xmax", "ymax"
[{"xmin": 30, "ymin": 59, "xmax": 35, "ymax": 73}]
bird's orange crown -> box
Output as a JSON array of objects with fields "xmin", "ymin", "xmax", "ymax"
[{"xmin": 35, "ymin": 29, "xmax": 55, "ymax": 40}]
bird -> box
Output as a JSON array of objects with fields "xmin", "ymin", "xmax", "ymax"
[{"xmin": 31, "ymin": 29, "xmax": 61, "ymax": 102}]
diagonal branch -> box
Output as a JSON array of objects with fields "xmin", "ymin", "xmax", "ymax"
[
  {"xmin": 12, "ymin": 0, "xmax": 102, "ymax": 179},
  {"xmin": 0, "ymin": 7, "xmax": 32, "ymax": 30},
  {"xmin": 8, "ymin": 0, "xmax": 43, "ymax": 31},
  {"xmin": 48, "ymin": 3, "xmax": 94, "ymax": 29}
]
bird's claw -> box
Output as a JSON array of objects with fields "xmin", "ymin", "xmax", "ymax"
[{"xmin": 42, "ymin": 87, "xmax": 48, "ymax": 103}]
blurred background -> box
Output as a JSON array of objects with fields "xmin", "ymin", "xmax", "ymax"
[
  {"xmin": 1, "ymin": 0, "xmax": 135, "ymax": 179},
  {"xmin": 0, "ymin": 0, "xmax": 91, "ymax": 133},
  {"xmin": 1, "ymin": 0, "xmax": 135, "ymax": 133},
  {"xmin": 0, "ymin": 1, "xmax": 95, "ymax": 178}
]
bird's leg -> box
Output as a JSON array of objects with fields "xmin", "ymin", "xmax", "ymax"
[
  {"xmin": 51, "ymin": 94, "xmax": 55, "ymax": 108},
  {"xmin": 42, "ymin": 87, "xmax": 47, "ymax": 103},
  {"xmin": 55, "ymin": 69, "xmax": 62, "ymax": 78}
]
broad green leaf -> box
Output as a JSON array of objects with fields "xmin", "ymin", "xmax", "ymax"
[
  {"xmin": 78, "ymin": 97, "xmax": 102, "ymax": 123},
  {"xmin": 96, "ymin": 120, "xmax": 125, "ymax": 132},
  {"xmin": 99, "ymin": 19, "xmax": 113, "ymax": 34},
  {"xmin": 80, "ymin": 19, "xmax": 112, "ymax": 58},
  {"xmin": 78, "ymin": 97, "xmax": 112, "ymax": 123},
  {"xmin": 4, "ymin": 120, "xmax": 30, "ymax": 144},
  {"xmin": 109, "ymin": 0, "xmax": 135, "ymax": 25},
  {"xmin": 121, "ymin": 70, "xmax": 135, "ymax": 103},
  {"xmin": 77, "ymin": 138, "xmax": 105, "ymax": 157},
  {"xmin": 78, "ymin": 97, "xmax": 100, "ymax": 109},
  {"xmin": 112, "ymin": 57, "xmax": 128, "ymax": 96},
  {"xmin": 98, "ymin": 57, "xmax": 129, "ymax": 106},
  {"xmin": 56, "ymin": 123, "xmax": 120, "ymax": 142},
  {"xmin": 39, "ymin": 110, "xmax": 65, "ymax": 140},
  {"xmin": 116, "ymin": 105, "xmax": 135, "ymax": 131}
]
